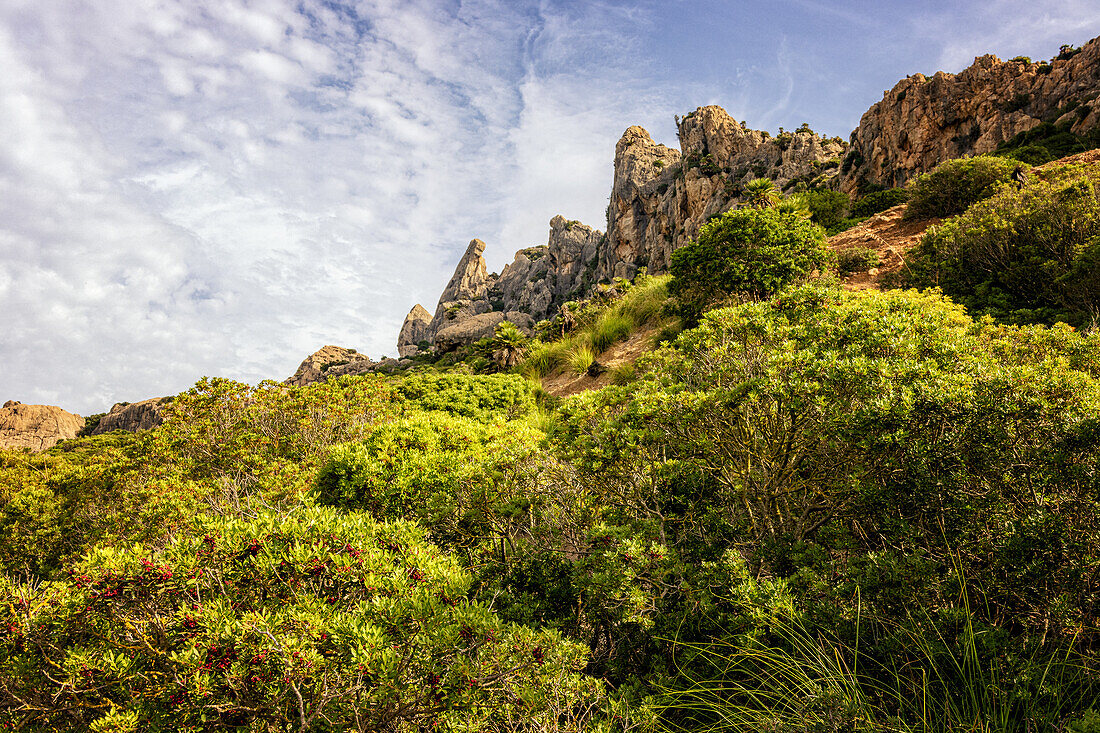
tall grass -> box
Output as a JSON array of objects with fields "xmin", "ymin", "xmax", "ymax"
[
  {"xmin": 589, "ymin": 311, "xmax": 634, "ymax": 352},
  {"xmin": 653, "ymin": 586, "xmax": 1097, "ymax": 733},
  {"xmin": 569, "ymin": 345, "xmax": 596, "ymax": 375},
  {"xmin": 516, "ymin": 273, "xmax": 675, "ymax": 378},
  {"xmin": 619, "ymin": 274, "xmax": 670, "ymax": 326}
]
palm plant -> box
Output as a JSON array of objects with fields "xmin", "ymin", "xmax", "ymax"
[
  {"xmin": 744, "ymin": 177, "xmax": 781, "ymax": 208},
  {"xmin": 491, "ymin": 321, "xmax": 527, "ymax": 369},
  {"xmin": 777, "ymin": 193, "xmax": 813, "ymax": 219}
]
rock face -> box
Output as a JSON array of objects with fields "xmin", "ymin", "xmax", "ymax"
[
  {"xmin": 285, "ymin": 345, "xmax": 376, "ymax": 386},
  {"xmin": 842, "ymin": 38, "xmax": 1100, "ymax": 192},
  {"xmin": 0, "ymin": 401, "xmax": 82, "ymax": 451},
  {"xmin": 397, "ymin": 305, "xmax": 432, "ymax": 357},
  {"xmin": 398, "ymin": 107, "xmax": 845, "ymax": 355},
  {"xmin": 602, "ymin": 108, "xmax": 846, "ymax": 281},
  {"xmin": 402, "ymin": 221, "xmax": 599, "ymax": 354},
  {"xmin": 92, "ymin": 397, "xmax": 170, "ymax": 435}
]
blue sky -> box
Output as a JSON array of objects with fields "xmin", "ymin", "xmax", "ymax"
[{"xmin": 3, "ymin": 0, "xmax": 1100, "ymax": 413}]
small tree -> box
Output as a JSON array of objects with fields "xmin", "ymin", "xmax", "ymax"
[
  {"xmin": 669, "ymin": 206, "xmax": 828, "ymax": 322},
  {"xmin": 904, "ymin": 155, "xmax": 1017, "ymax": 219}
]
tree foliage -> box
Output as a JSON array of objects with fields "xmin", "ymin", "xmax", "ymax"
[
  {"xmin": 905, "ymin": 163, "xmax": 1100, "ymax": 326},
  {"xmin": 668, "ymin": 206, "xmax": 828, "ymax": 322},
  {"xmin": 904, "ymin": 155, "xmax": 1019, "ymax": 220}
]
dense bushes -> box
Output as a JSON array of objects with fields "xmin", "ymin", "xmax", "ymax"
[
  {"xmin": 315, "ymin": 412, "xmax": 541, "ymax": 551},
  {"xmin": 394, "ymin": 372, "xmax": 536, "ymax": 420},
  {"xmin": 552, "ymin": 284, "xmax": 1100, "ymax": 728},
  {"xmin": 849, "ymin": 186, "xmax": 908, "ymax": 217},
  {"xmin": 669, "ymin": 206, "xmax": 828, "ymax": 321},
  {"xmin": 905, "ymin": 164, "xmax": 1100, "ymax": 325},
  {"xmin": 904, "ymin": 154, "xmax": 1019, "ymax": 219},
  {"xmin": 7, "ymin": 273, "xmax": 1100, "ymax": 729},
  {"xmin": 0, "ymin": 506, "xmax": 596, "ymax": 732},
  {"xmin": 996, "ymin": 119, "xmax": 1100, "ymax": 165}
]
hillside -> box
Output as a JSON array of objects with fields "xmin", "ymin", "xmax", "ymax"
[
  {"xmin": 6, "ymin": 35, "xmax": 1100, "ymax": 733},
  {"xmin": 399, "ymin": 36, "xmax": 1100, "ymax": 365}
]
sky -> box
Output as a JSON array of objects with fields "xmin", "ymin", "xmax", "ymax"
[{"xmin": 3, "ymin": 0, "xmax": 1100, "ymax": 414}]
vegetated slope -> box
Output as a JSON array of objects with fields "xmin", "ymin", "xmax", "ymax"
[
  {"xmin": 902, "ymin": 150, "xmax": 1100, "ymax": 327},
  {"xmin": 828, "ymin": 204, "xmax": 940, "ymax": 289}
]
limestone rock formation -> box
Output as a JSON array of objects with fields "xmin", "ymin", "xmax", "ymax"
[
  {"xmin": 398, "ymin": 36, "xmax": 1100, "ymax": 354},
  {"xmin": 426, "ymin": 239, "xmax": 493, "ymax": 337},
  {"xmin": 0, "ymin": 401, "xmax": 82, "ymax": 451},
  {"xmin": 601, "ymin": 107, "xmax": 846, "ymax": 282},
  {"xmin": 285, "ymin": 345, "xmax": 375, "ymax": 386},
  {"xmin": 397, "ymin": 304, "xmax": 432, "ymax": 357},
  {"xmin": 92, "ymin": 397, "xmax": 170, "ymax": 434},
  {"xmin": 842, "ymin": 38, "xmax": 1100, "ymax": 192}
]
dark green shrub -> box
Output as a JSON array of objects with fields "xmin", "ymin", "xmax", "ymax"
[
  {"xmin": 995, "ymin": 120, "xmax": 1100, "ymax": 164},
  {"xmin": 850, "ymin": 187, "xmax": 909, "ymax": 217},
  {"xmin": 77, "ymin": 412, "xmax": 105, "ymax": 437},
  {"xmin": 1005, "ymin": 92, "xmax": 1031, "ymax": 112},
  {"xmin": 904, "ymin": 155, "xmax": 1018, "ymax": 219},
  {"xmin": 904, "ymin": 167, "xmax": 1100, "ymax": 325},
  {"xmin": 835, "ymin": 246, "xmax": 881, "ymax": 276},
  {"xmin": 669, "ymin": 207, "xmax": 828, "ymax": 322},
  {"xmin": 1057, "ymin": 44, "xmax": 1081, "ymax": 61},
  {"xmin": 798, "ymin": 188, "xmax": 850, "ymax": 231}
]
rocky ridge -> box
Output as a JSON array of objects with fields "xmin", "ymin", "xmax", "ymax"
[
  {"xmin": 0, "ymin": 401, "xmax": 83, "ymax": 452},
  {"xmin": 399, "ymin": 37, "xmax": 1100, "ymax": 356},
  {"xmin": 91, "ymin": 397, "xmax": 171, "ymax": 435},
  {"xmin": 843, "ymin": 37, "xmax": 1100, "ymax": 191},
  {"xmin": 401, "ymin": 107, "xmax": 845, "ymax": 354}
]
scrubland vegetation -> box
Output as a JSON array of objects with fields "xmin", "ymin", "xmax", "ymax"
[{"xmin": 6, "ymin": 154, "xmax": 1100, "ymax": 732}]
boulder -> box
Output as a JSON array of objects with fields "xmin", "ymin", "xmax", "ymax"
[
  {"xmin": 92, "ymin": 397, "xmax": 170, "ymax": 434},
  {"xmin": 285, "ymin": 345, "xmax": 374, "ymax": 386},
  {"xmin": 397, "ymin": 304, "xmax": 432, "ymax": 357},
  {"xmin": 433, "ymin": 311, "xmax": 506, "ymax": 352},
  {"xmin": 0, "ymin": 401, "xmax": 82, "ymax": 451}
]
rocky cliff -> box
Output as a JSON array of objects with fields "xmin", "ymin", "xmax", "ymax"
[
  {"xmin": 91, "ymin": 397, "xmax": 171, "ymax": 434},
  {"xmin": 400, "ymin": 217, "xmax": 608, "ymax": 354},
  {"xmin": 842, "ymin": 37, "xmax": 1100, "ymax": 192},
  {"xmin": 0, "ymin": 400, "xmax": 83, "ymax": 451},
  {"xmin": 398, "ymin": 37, "xmax": 1100, "ymax": 355},
  {"xmin": 401, "ymin": 108, "xmax": 844, "ymax": 355},
  {"xmin": 601, "ymin": 107, "xmax": 846, "ymax": 282}
]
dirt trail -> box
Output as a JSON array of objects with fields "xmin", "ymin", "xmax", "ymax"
[{"xmin": 827, "ymin": 205, "xmax": 939, "ymax": 290}]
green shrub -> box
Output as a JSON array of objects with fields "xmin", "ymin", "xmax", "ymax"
[
  {"xmin": 904, "ymin": 155, "xmax": 1018, "ymax": 219},
  {"xmin": 797, "ymin": 189, "xmax": 850, "ymax": 231},
  {"xmin": 78, "ymin": 412, "xmax": 105, "ymax": 437},
  {"xmin": 0, "ymin": 505, "xmax": 596, "ymax": 731},
  {"xmin": 609, "ymin": 363, "xmax": 636, "ymax": 385},
  {"xmin": 394, "ymin": 372, "xmax": 536, "ymax": 420},
  {"xmin": 315, "ymin": 412, "xmax": 541, "ymax": 548},
  {"xmin": 904, "ymin": 166, "xmax": 1100, "ymax": 326},
  {"xmin": 669, "ymin": 206, "xmax": 829, "ymax": 322},
  {"xmin": 835, "ymin": 246, "xmax": 881, "ymax": 276},
  {"xmin": 850, "ymin": 187, "xmax": 909, "ymax": 217},
  {"xmin": 995, "ymin": 120, "xmax": 1100, "ymax": 164}
]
